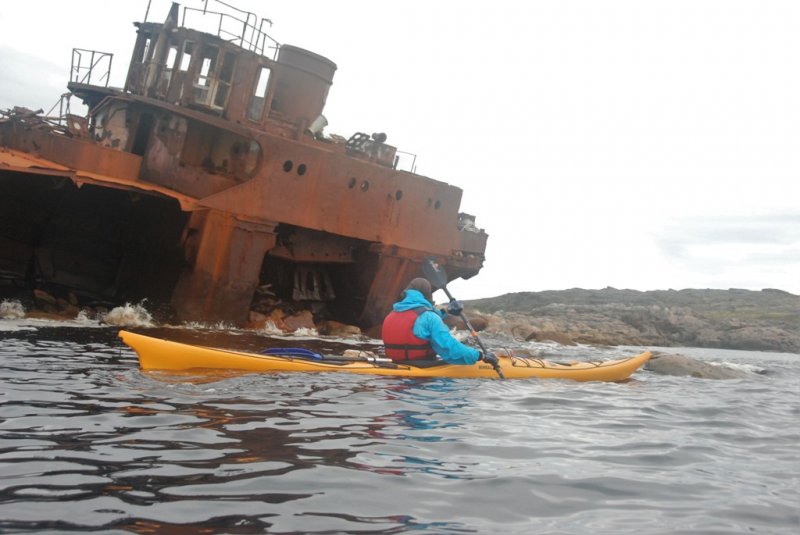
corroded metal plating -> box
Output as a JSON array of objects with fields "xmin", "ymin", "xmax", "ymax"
[{"xmin": 0, "ymin": 1, "xmax": 487, "ymax": 328}]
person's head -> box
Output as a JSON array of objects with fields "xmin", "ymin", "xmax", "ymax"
[{"xmin": 403, "ymin": 277, "xmax": 433, "ymax": 303}]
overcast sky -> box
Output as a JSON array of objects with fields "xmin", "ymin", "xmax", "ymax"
[{"xmin": 1, "ymin": 0, "xmax": 797, "ymax": 299}]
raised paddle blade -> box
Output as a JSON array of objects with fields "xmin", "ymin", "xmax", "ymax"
[
  {"xmin": 422, "ymin": 256, "xmax": 448, "ymax": 289},
  {"xmin": 421, "ymin": 256, "xmax": 504, "ymax": 380}
]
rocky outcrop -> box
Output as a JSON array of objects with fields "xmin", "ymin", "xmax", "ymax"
[
  {"xmin": 466, "ymin": 288, "xmax": 799, "ymax": 353},
  {"xmin": 645, "ymin": 351, "xmax": 754, "ymax": 379}
]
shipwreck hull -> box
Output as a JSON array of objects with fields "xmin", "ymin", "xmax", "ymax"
[
  {"xmin": 0, "ymin": 161, "xmax": 187, "ymax": 308},
  {"xmin": 0, "ymin": 1, "xmax": 487, "ymax": 329}
]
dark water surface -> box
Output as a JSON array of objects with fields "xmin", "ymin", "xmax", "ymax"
[{"xmin": 1, "ymin": 323, "xmax": 798, "ymax": 534}]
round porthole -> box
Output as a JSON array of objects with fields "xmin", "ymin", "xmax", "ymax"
[
  {"xmin": 297, "ymin": 163, "xmax": 307, "ymax": 176},
  {"xmin": 283, "ymin": 160, "xmax": 293, "ymax": 172},
  {"xmin": 348, "ymin": 177, "xmax": 357, "ymax": 188},
  {"xmin": 395, "ymin": 190, "xmax": 403, "ymax": 200},
  {"xmin": 360, "ymin": 180, "xmax": 370, "ymax": 192},
  {"xmin": 434, "ymin": 200, "xmax": 441, "ymax": 209}
]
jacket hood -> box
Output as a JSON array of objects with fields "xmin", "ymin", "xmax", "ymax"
[{"xmin": 393, "ymin": 289, "xmax": 434, "ymax": 312}]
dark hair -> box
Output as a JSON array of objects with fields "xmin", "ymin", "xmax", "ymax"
[{"xmin": 403, "ymin": 277, "xmax": 433, "ymax": 302}]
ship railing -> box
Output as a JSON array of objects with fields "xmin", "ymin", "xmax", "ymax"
[
  {"xmin": 1, "ymin": 93, "xmax": 87, "ymax": 137},
  {"xmin": 181, "ymin": 0, "xmax": 280, "ymax": 59},
  {"xmin": 70, "ymin": 49, "xmax": 113, "ymax": 87},
  {"xmin": 393, "ymin": 150, "xmax": 418, "ymax": 174},
  {"xmin": 44, "ymin": 93, "xmax": 74, "ymax": 126}
]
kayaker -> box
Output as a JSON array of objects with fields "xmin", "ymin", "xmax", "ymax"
[{"xmin": 382, "ymin": 277, "xmax": 499, "ymax": 366}]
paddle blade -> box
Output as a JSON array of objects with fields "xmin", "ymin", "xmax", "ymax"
[{"xmin": 422, "ymin": 256, "xmax": 448, "ymax": 289}]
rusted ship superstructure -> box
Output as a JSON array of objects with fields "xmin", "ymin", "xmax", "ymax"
[{"xmin": 0, "ymin": 1, "xmax": 487, "ymax": 328}]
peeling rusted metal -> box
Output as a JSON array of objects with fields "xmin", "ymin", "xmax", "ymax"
[{"xmin": 0, "ymin": 1, "xmax": 487, "ymax": 328}]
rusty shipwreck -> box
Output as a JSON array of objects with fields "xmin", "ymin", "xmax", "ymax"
[{"xmin": 0, "ymin": 1, "xmax": 487, "ymax": 329}]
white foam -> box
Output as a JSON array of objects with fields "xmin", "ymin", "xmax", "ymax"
[
  {"xmin": 75, "ymin": 309, "xmax": 96, "ymax": 323},
  {"xmin": 177, "ymin": 320, "xmax": 239, "ymax": 332},
  {"xmin": 257, "ymin": 320, "xmax": 284, "ymax": 336},
  {"xmin": 0, "ymin": 316, "xmax": 107, "ymax": 331},
  {"xmin": 101, "ymin": 302, "xmax": 154, "ymax": 327},
  {"xmin": 293, "ymin": 327, "xmax": 319, "ymax": 337},
  {"xmin": 0, "ymin": 320, "xmax": 37, "ymax": 332},
  {"xmin": 0, "ymin": 299, "xmax": 26, "ymax": 319},
  {"xmin": 709, "ymin": 360, "xmax": 765, "ymax": 374}
]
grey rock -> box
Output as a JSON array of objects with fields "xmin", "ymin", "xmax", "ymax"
[{"xmin": 645, "ymin": 351, "xmax": 753, "ymax": 379}]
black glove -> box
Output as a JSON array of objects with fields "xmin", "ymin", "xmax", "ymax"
[
  {"xmin": 446, "ymin": 300, "xmax": 464, "ymax": 316},
  {"xmin": 480, "ymin": 351, "xmax": 499, "ymax": 367}
]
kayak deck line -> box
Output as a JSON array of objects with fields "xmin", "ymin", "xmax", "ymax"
[{"xmin": 119, "ymin": 330, "xmax": 651, "ymax": 382}]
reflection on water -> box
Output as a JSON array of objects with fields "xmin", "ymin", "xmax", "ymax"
[{"xmin": 0, "ymin": 325, "xmax": 798, "ymax": 534}]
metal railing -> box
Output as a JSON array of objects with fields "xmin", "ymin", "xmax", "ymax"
[
  {"xmin": 394, "ymin": 150, "xmax": 418, "ymax": 174},
  {"xmin": 70, "ymin": 49, "xmax": 113, "ymax": 87},
  {"xmin": 180, "ymin": 0, "xmax": 280, "ymax": 59}
]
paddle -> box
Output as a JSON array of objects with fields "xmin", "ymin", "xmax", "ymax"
[
  {"xmin": 422, "ymin": 257, "xmax": 505, "ymax": 379},
  {"xmin": 261, "ymin": 347, "xmax": 324, "ymax": 359},
  {"xmin": 260, "ymin": 347, "xmax": 391, "ymax": 363}
]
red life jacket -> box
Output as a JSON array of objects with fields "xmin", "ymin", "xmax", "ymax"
[{"xmin": 382, "ymin": 308, "xmax": 437, "ymax": 361}]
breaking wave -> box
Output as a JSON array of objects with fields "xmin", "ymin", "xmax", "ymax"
[
  {"xmin": 255, "ymin": 320, "xmax": 283, "ymax": 336},
  {"xmin": 179, "ymin": 320, "xmax": 238, "ymax": 331},
  {"xmin": 100, "ymin": 302, "xmax": 154, "ymax": 327},
  {"xmin": 0, "ymin": 299, "xmax": 25, "ymax": 319},
  {"xmin": 293, "ymin": 326, "xmax": 319, "ymax": 337}
]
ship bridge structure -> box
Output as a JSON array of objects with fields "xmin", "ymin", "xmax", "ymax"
[{"xmin": 0, "ymin": 1, "xmax": 487, "ymax": 328}]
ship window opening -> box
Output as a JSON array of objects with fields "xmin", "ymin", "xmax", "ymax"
[
  {"xmin": 180, "ymin": 122, "xmax": 261, "ymax": 180},
  {"xmin": 395, "ymin": 190, "xmax": 403, "ymax": 200},
  {"xmin": 297, "ymin": 164, "xmax": 307, "ymax": 176},
  {"xmin": 131, "ymin": 113, "xmax": 155, "ymax": 156},
  {"xmin": 283, "ymin": 160, "xmax": 293, "ymax": 172},
  {"xmin": 193, "ymin": 45, "xmax": 219, "ymax": 106},
  {"xmin": 223, "ymin": 141, "xmax": 259, "ymax": 178},
  {"xmin": 137, "ymin": 36, "xmax": 153, "ymax": 63},
  {"xmin": 166, "ymin": 46, "xmax": 178, "ymax": 68},
  {"xmin": 434, "ymin": 200, "xmax": 441, "ymax": 209},
  {"xmin": 348, "ymin": 177, "xmax": 357, "ymax": 188},
  {"xmin": 214, "ymin": 51, "xmax": 237, "ymax": 109},
  {"xmin": 159, "ymin": 45, "xmax": 179, "ymax": 92},
  {"xmin": 244, "ymin": 141, "xmax": 261, "ymax": 177},
  {"xmin": 360, "ymin": 180, "xmax": 370, "ymax": 192},
  {"xmin": 179, "ymin": 41, "xmax": 194, "ymax": 72},
  {"xmin": 247, "ymin": 66, "xmax": 272, "ymax": 121}
]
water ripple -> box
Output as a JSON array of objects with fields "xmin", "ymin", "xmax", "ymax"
[{"xmin": 0, "ymin": 327, "xmax": 797, "ymax": 533}]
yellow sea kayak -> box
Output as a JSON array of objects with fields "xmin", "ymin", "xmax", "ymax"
[{"xmin": 120, "ymin": 330, "xmax": 651, "ymax": 381}]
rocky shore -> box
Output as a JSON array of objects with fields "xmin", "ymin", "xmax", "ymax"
[
  {"xmin": 3, "ymin": 287, "xmax": 797, "ymax": 355},
  {"xmin": 4, "ymin": 288, "xmax": 795, "ymax": 380},
  {"xmin": 463, "ymin": 288, "xmax": 799, "ymax": 353}
]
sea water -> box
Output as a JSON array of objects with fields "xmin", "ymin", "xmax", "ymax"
[{"xmin": 0, "ymin": 319, "xmax": 798, "ymax": 534}]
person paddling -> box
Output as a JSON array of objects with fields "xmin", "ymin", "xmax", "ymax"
[{"xmin": 381, "ymin": 277, "xmax": 499, "ymax": 367}]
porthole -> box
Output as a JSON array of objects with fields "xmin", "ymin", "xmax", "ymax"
[
  {"xmin": 360, "ymin": 180, "xmax": 370, "ymax": 192},
  {"xmin": 283, "ymin": 160, "xmax": 293, "ymax": 172},
  {"xmin": 434, "ymin": 200, "xmax": 441, "ymax": 209},
  {"xmin": 347, "ymin": 177, "xmax": 357, "ymax": 188},
  {"xmin": 395, "ymin": 190, "xmax": 403, "ymax": 200},
  {"xmin": 297, "ymin": 163, "xmax": 307, "ymax": 176}
]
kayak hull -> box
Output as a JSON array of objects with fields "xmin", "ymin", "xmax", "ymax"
[{"xmin": 119, "ymin": 330, "xmax": 651, "ymax": 382}]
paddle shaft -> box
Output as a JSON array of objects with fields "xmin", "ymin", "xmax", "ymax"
[
  {"xmin": 263, "ymin": 348, "xmax": 390, "ymax": 363},
  {"xmin": 422, "ymin": 257, "xmax": 504, "ymax": 379},
  {"xmin": 440, "ymin": 287, "xmax": 505, "ymax": 380}
]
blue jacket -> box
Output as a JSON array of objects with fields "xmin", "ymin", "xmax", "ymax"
[{"xmin": 392, "ymin": 289, "xmax": 481, "ymax": 365}]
